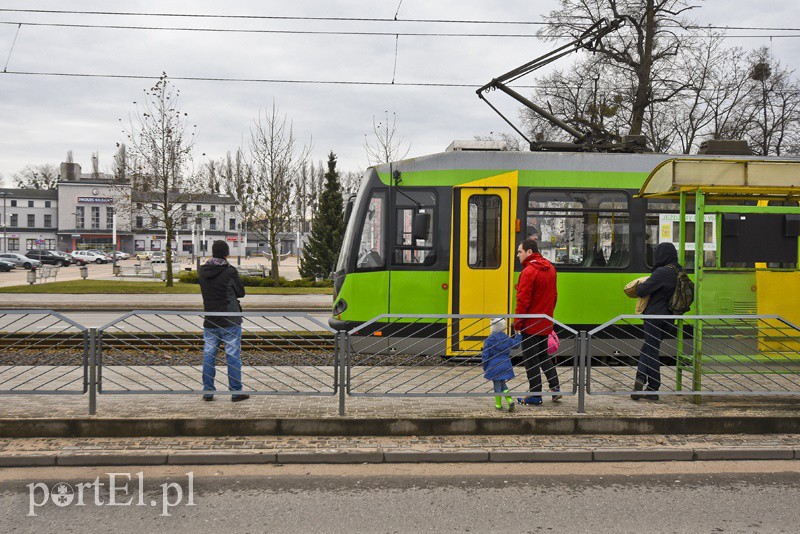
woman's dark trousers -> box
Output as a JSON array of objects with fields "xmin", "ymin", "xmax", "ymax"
[{"xmin": 635, "ymin": 318, "xmax": 671, "ymax": 391}]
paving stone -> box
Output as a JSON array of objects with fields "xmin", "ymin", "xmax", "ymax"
[
  {"xmin": 693, "ymin": 447, "xmax": 795, "ymax": 461},
  {"xmin": 168, "ymin": 452, "xmax": 276, "ymax": 465},
  {"xmin": 490, "ymin": 449, "xmax": 592, "ymax": 462},
  {"xmin": 276, "ymin": 450, "xmax": 383, "ymax": 464},
  {"xmin": 593, "ymin": 448, "xmax": 694, "ymax": 462},
  {"xmin": 57, "ymin": 453, "xmax": 168, "ymax": 466},
  {"xmin": 384, "ymin": 450, "xmax": 489, "ymax": 463}
]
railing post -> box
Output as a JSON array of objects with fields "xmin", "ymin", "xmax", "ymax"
[
  {"xmin": 337, "ymin": 331, "xmax": 347, "ymax": 416},
  {"xmin": 577, "ymin": 330, "xmax": 587, "ymax": 414},
  {"xmin": 88, "ymin": 327, "xmax": 97, "ymax": 415}
]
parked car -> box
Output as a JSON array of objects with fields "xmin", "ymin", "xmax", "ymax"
[
  {"xmin": 0, "ymin": 259, "xmax": 15, "ymax": 272},
  {"xmin": 49, "ymin": 250, "xmax": 76, "ymax": 266},
  {"xmin": 150, "ymin": 251, "xmax": 166, "ymax": 263},
  {"xmin": 67, "ymin": 252, "xmax": 88, "ymax": 266},
  {"xmin": 26, "ymin": 250, "xmax": 71, "ymax": 267},
  {"xmin": 0, "ymin": 252, "xmax": 41, "ymax": 269},
  {"xmin": 86, "ymin": 249, "xmax": 114, "ymax": 261},
  {"xmin": 135, "ymin": 251, "xmax": 152, "ymax": 261},
  {"xmin": 109, "ymin": 251, "xmax": 130, "ymax": 260},
  {"xmin": 71, "ymin": 250, "xmax": 109, "ymax": 264}
]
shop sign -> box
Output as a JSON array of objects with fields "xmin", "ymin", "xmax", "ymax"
[{"xmin": 77, "ymin": 197, "xmax": 114, "ymax": 203}]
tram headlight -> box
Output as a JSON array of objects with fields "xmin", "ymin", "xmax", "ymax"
[{"xmin": 333, "ymin": 298, "xmax": 347, "ymax": 315}]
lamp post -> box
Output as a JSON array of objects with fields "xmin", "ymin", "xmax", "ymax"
[
  {"xmin": 111, "ymin": 212, "xmax": 118, "ymax": 274},
  {"xmin": 0, "ymin": 191, "xmax": 11, "ymax": 253}
]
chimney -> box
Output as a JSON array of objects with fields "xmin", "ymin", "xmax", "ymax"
[{"xmin": 60, "ymin": 162, "xmax": 82, "ymax": 182}]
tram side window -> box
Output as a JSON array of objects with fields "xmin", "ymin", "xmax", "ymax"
[
  {"xmin": 468, "ymin": 195, "xmax": 502, "ymax": 269},
  {"xmin": 356, "ymin": 191, "xmax": 386, "ymax": 270},
  {"xmin": 526, "ymin": 190, "xmax": 630, "ymax": 268},
  {"xmin": 645, "ymin": 199, "xmax": 716, "ymax": 271},
  {"xmin": 394, "ymin": 190, "xmax": 436, "ymax": 265}
]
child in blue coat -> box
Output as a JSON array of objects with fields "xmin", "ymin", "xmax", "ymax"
[{"xmin": 482, "ymin": 318, "xmax": 521, "ymax": 412}]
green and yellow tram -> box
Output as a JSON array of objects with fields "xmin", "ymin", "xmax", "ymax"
[{"xmin": 330, "ymin": 146, "xmax": 800, "ymax": 353}]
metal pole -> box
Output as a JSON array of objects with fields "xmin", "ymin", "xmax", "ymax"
[
  {"xmin": 577, "ymin": 331, "xmax": 587, "ymax": 414},
  {"xmin": 338, "ymin": 332, "xmax": 347, "ymax": 416},
  {"xmin": 1, "ymin": 191, "xmax": 8, "ymax": 253},
  {"xmin": 89, "ymin": 327, "xmax": 97, "ymax": 415},
  {"xmin": 112, "ymin": 213, "xmax": 117, "ymax": 269}
]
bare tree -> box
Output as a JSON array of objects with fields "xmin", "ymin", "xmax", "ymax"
[
  {"xmin": 220, "ymin": 148, "xmax": 256, "ymax": 256},
  {"xmin": 363, "ymin": 111, "xmax": 411, "ymax": 165},
  {"xmin": 746, "ymin": 47, "xmax": 800, "ymax": 156},
  {"xmin": 120, "ymin": 72, "xmax": 198, "ymax": 286},
  {"xmin": 12, "ymin": 164, "xmax": 59, "ymax": 189},
  {"xmin": 538, "ymin": 0, "xmax": 699, "ymax": 137},
  {"xmin": 249, "ymin": 101, "xmax": 309, "ymax": 285}
]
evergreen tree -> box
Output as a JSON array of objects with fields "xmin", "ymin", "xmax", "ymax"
[{"xmin": 299, "ymin": 151, "xmax": 345, "ymax": 279}]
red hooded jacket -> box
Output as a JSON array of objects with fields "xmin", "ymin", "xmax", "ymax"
[{"xmin": 514, "ymin": 253, "xmax": 557, "ymax": 335}]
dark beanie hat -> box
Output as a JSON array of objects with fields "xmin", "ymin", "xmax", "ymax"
[{"xmin": 212, "ymin": 240, "xmax": 229, "ymax": 258}]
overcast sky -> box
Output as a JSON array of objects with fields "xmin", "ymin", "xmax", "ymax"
[{"xmin": 1, "ymin": 0, "xmax": 798, "ymax": 184}]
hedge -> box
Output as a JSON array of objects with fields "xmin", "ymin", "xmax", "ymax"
[{"xmin": 178, "ymin": 270, "xmax": 333, "ymax": 288}]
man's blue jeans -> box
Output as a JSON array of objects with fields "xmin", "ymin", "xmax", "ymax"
[{"xmin": 202, "ymin": 325, "xmax": 243, "ymax": 393}]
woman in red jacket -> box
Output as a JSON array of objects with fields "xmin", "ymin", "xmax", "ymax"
[{"xmin": 513, "ymin": 238, "xmax": 561, "ymax": 406}]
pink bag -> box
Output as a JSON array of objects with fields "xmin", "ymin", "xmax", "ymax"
[{"xmin": 547, "ymin": 331, "xmax": 560, "ymax": 355}]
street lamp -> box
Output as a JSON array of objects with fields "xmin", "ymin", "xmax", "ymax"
[{"xmin": 0, "ymin": 191, "xmax": 11, "ymax": 253}]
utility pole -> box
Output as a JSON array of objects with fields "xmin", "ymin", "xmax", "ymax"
[{"xmin": 0, "ymin": 191, "xmax": 10, "ymax": 254}]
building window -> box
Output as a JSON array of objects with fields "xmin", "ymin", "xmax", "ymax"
[
  {"xmin": 151, "ymin": 203, "xmax": 157, "ymax": 209},
  {"xmin": 151, "ymin": 216, "xmax": 158, "ymax": 228},
  {"xmin": 27, "ymin": 214, "xmax": 35, "ymax": 227},
  {"xmin": 8, "ymin": 238, "xmax": 19, "ymax": 251},
  {"xmin": 181, "ymin": 203, "xmax": 187, "ymax": 210},
  {"xmin": 196, "ymin": 205, "xmax": 202, "ymax": 212},
  {"xmin": 150, "ymin": 239, "xmax": 161, "ymax": 251},
  {"xmin": 210, "ymin": 205, "xmax": 216, "ymax": 212},
  {"xmin": 10, "ymin": 214, "xmax": 18, "ymax": 227},
  {"xmin": 44, "ymin": 214, "xmax": 52, "ymax": 228},
  {"xmin": 229, "ymin": 218, "xmax": 236, "ymax": 231},
  {"xmin": 106, "ymin": 207, "xmax": 114, "ymax": 229},
  {"xmin": 45, "ymin": 201, "xmax": 51, "ymax": 208},
  {"xmin": 195, "ymin": 217, "xmax": 201, "ymax": 226},
  {"xmin": 210, "ymin": 218, "xmax": 217, "ymax": 230},
  {"xmin": 28, "ymin": 201, "xmax": 34, "ymax": 208},
  {"xmin": 10, "ymin": 200, "xmax": 16, "ymax": 207},
  {"xmin": 91, "ymin": 206, "xmax": 100, "ymax": 229},
  {"xmin": 136, "ymin": 203, "xmax": 143, "ymax": 210},
  {"xmin": 526, "ymin": 190, "xmax": 630, "ymax": 268},
  {"xmin": 76, "ymin": 206, "xmax": 85, "ymax": 229},
  {"xmin": 136, "ymin": 216, "xmax": 143, "ymax": 229},
  {"xmin": 181, "ymin": 217, "xmax": 188, "ymax": 230}
]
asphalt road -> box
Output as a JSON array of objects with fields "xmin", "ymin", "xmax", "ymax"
[{"xmin": 1, "ymin": 462, "xmax": 798, "ymax": 533}]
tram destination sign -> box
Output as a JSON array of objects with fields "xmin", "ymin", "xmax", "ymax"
[{"xmin": 77, "ymin": 197, "xmax": 113, "ymax": 203}]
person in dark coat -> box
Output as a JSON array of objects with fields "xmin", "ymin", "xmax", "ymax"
[
  {"xmin": 632, "ymin": 241, "xmax": 682, "ymax": 400},
  {"xmin": 198, "ymin": 240, "xmax": 248, "ymax": 402},
  {"xmin": 482, "ymin": 318, "xmax": 521, "ymax": 412},
  {"xmin": 513, "ymin": 238, "xmax": 560, "ymax": 406}
]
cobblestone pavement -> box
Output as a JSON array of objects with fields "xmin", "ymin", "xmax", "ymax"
[
  {"xmin": 0, "ymin": 433, "xmax": 798, "ymax": 455},
  {"xmin": 1, "ymin": 392, "xmax": 800, "ymax": 419}
]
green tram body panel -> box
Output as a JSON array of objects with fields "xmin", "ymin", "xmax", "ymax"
[{"xmin": 332, "ymin": 152, "xmax": 787, "ymax": 331}]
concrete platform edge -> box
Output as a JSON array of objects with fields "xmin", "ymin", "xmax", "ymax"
[{"xmin": 1, "ymin": 416, "xmax": 799, "ymax": 438}]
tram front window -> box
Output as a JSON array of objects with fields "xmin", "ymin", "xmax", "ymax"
[{"xmin": 356, "ymin": 191, "xmax": 386, "ymax": 270}]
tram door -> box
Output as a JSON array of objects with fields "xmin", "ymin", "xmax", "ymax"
[{"xmin": 447, "ymin": 177, "xmax": 516, "ymax": 355}]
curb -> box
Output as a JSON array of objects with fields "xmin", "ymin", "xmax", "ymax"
[
  {"xmin": 0, "ymin": 447, "xmax": 797, "ymax": 467},
  {"xmin": 2, "ymin": 416, "xmax": 800, "ymax": 438}
]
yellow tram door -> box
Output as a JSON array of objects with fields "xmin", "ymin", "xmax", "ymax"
[{"xmin": 447, "ymin": 172, "xmax": 518, "ymax": 356}]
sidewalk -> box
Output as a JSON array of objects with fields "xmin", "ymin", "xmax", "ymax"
[
  {"xmin": 0, "ymin": 292, "xmax": 332, "ymax": 310},
  {"xmin": 1, "ymin": 433, "xmax": 798, "ymax": 467}
]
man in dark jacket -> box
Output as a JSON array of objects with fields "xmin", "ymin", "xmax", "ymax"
[
  {"xmin": 632, "ymin": 241, "xmax": 681, "ymax": 401},
  {"xmin": 199, "ymin": 240, "xmax": 248, "ymax": 402},
  {"xmin": 513, "ymin": 238, "xmax": 560, "ymax": 406}
]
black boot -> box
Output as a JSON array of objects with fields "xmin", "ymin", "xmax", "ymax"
[{"xmin": 631, "ymin": 379, "xmax": 645, "ymax": 401}]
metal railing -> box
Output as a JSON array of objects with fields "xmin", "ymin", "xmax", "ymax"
[
  {"xmin": 587, "ymin": 315, "xmax": 800, "ymax": 398},
  {"xmin": 0, "ymin": 310, "xmax": 87, "ymax": 394},
  {"xmin": 1, "ymin": 310, "xmax": 800, "ymax": 415},
  {"xmin": 96, "ymin": 311, "xmax": 338, "ymax": 399},
  {"xmin": 345, "ymin": 314, "xmax": 579, "ymax": 402}
]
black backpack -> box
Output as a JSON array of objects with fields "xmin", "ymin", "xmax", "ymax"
[{"xmin": 667, "ymin": 264, "xmax": 694, "ymax": 314}]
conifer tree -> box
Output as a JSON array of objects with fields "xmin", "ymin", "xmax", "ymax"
[{"xmin": 299, "ymin": 151, "xmax": 345, "ymax": 279}]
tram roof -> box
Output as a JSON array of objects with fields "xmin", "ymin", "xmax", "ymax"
[{"xmin": 638, "ymin": 158, "xmax": 800, "ymax": 201}]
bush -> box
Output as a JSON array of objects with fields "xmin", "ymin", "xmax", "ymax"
[{"xmin": 179, "ymin": 269, "xmax": 332, "ymax": 288}]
